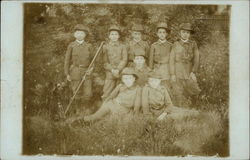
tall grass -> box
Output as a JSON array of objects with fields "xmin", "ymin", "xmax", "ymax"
[{"xmin": 23, "ymin": 108, "xmax": 227, "ymax": 156}]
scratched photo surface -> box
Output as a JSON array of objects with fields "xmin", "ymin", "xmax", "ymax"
[{"xmin": 23, "ymin": 3, "xmax": 230, "ymax": 156}]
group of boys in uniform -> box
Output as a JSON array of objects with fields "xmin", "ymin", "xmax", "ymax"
[{"xmin": 64, "ymin": 22, "xmax": 201, "ymax": 124}]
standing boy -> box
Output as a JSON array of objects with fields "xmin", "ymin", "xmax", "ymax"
[
  {"xmin": 68, "ymin": 67, "xmax": 141, "ymax": 123},
  {"xmin": 127, "ymin": 24, "xmax": 150, "ymax": 66},
  {"xmin": 64, "ymin": 24, "xmax": 94, "ymax": 112},
  {"xmin": 149, "ymin": 22, "xmax": 172, "ymax": 93},
  {"xmin": 102, "ymin": 25, "xmax": 128, "ymax": 100},
  {"xmin": 169, "ymin": 23, "xmax": 201, "ymax": 107}
]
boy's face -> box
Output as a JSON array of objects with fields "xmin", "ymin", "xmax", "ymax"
[
  {"xmin": 180, "ymin": 30, "xmax": 191, "ymax": 40},
  {"xmin": 157, "ymin": 28, "xmax": 167, "ymax": 40},
  {"xmin": 148, "ymin": 77, "xmax": 161, "ymax": 89},
  {"xmin": 133, "ymin": 56, "xmax": 145, "ymax": 66},
  {"xmin": 122, "ymin": 75, "xmax": 135, "ymax": 87},
  {"xmin": 74, "ymin": 30, "xmax": 86, "ymax": 41},
  {"xmin": 132, "ymin": 31, "xmax": 142, "ymax": 41},
  {"xmin": 109, "ymin": 31, "xmax": 120, "ymax": 42}
]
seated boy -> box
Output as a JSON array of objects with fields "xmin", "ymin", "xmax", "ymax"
[
  {"xmin": 131, "ymin": 54, "xmax": 151, "ymax": 87},
  {"xmin": 142, "ymin": 71, "xmax": 174, "ymax": 118},
  {"xmin": 68, "ymin": 67, "xmax": 141, "ymax": 123}
]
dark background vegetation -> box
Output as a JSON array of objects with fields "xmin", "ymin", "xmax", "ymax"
[{"xmin": 23, "ymin": 3, "xmax": 230, "ymax": 156}]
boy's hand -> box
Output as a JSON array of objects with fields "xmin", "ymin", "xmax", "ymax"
[
  {"xmin": 111, "ymin": 69, "xmax": 119, "ymax": 78},
  {"xmin": 157, "ymin": 112, "xmax": 167, "ymax": 121},
  {"xmin": 171, "ymin": 75, "xmax": 176, "ymax": 82},
  {"xmin": 86, "ymin": 67, "xmax": 94, "ymax": 75},
  {"xmin": 189, "ymin": 72, "xmax": 197, "ymax": 82},
  {"xmin": 111, "ymin": 69, "xmax": 119, "ymax": 74},
  {"xmin": 67, "ymin": 75, "xmax": 71, "ymax": 82}
]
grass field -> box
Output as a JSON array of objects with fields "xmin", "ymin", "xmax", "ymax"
[{"xmin": 23, "ymin": 107, "xmax": 228, "ymax": 156}]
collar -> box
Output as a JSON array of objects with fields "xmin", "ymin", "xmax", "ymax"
[
  {"xmin": 131, "ymin": 39, "xmax": 145, "ymax": 47},
  {"xmin": 122, "ymin": 83, "xmax": 137, "ymax": 90},
  {"xmin": 133, "ymin": 39, "xmax": 142, "ymax": 43},
  {"xmin": 76, "ymin": 40, "xmax": 84, "ymax": 44},
  {"xmin": 109, "ymin": 41, "xmax": 119, "ymax": 46},
  {"xmin": 134, "ymin": 64, "xmax": 147, "ymax": 72},
  {"xmin": 158, "ymin": 39, "xmax": 167, "ymax": 44},
  {"xmin": 148, "ymin": 84, "xmax": 163, "ymax": 91},
  {"xmin": 180, "ymin": 38, "xmax": 190, "ymax": 43}
]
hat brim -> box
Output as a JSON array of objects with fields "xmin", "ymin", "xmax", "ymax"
[
  {"xmin": 121, "ymin": 73, "xmax": 138, "ymax": 79},
  {"xmin": 134, "ymin": 54, "xmax": 147, "ymax": 59},
  {"xmin": 130, "ymin": 29, "xmax": 144, "ymax": 33},
  {"xmin": 109, "ymin": 29, "xmax": 121, "ymax": 33},
  {"xmin": 180, "ymin": 28, "xmax": 195, "ymax": 34},
  {"xmin": 148, "ymin": 75, "xmax": 163, "ymax": 80},
  {"xmin": 74, "ymin": 29, "xmax": 89, "ymax": 34},
  {"xmin": 156, "ymin": 27, "xmax": 171, "ymax": 32}
]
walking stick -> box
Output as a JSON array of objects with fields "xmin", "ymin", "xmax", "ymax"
[{"xmin": 64, "ymin": 41, "xmax": 105, "ymax": 115}]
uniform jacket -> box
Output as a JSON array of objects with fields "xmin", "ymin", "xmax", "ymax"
[
  {"xmin": 64, "ymin": 41, "xmax": 94, "ymax": 76},
  {"xmin": 142, "ymin": 84, "xmax": 173, "ymax": 114},
  {"xmin": 131, "ymin": 64, "xmax": 151, "ymax": 87},
  {"xmin": 127, "ymin": 40, "xmax": 149, "ymax": 62},
  {"xmin": 149, "ymin": 40, "xmax": 172, "ymax": 69},
  {"xmin": 170, "ymin": 39, "xmax": 200, "ymax": 79},
  {"xmin": 106, "ymin": 83, "xmax": 142, "ymax": 113},
  {"xmin": 103, "ymin": 41, "xmax": 128, "ymax": 72}
]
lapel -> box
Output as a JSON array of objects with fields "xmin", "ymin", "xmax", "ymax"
[{"xmin": 131, "ymin": 39, "xmax": 144, "ymax": 48}]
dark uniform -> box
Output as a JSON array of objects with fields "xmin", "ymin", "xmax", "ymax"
[
  {"xmin": 102, "ymin": 25, "xmax": 128, "ymax": 100},
  {"xmin": 84, "ymin": 68, "xmax": 141, "ymax": 122},
  {"xmin": 127, "ymin": 24, "xmax": 150, "ymax": 66},
  {"xmin": 142, "ymin": 72, "xmax": 173, "ymax": 117},
  {"xmin": 130, "ymin": 55, "xmax": 151, "ymax": 87},
  {"xmin": 170, "ymin": 23, "xmax": 201, "ymax": 107},
  {"xmin": 64, "ymin": 24, "xmax": 94, "ymax": 104}
]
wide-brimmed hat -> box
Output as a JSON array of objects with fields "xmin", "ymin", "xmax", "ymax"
[
  {"xmin": 156, "ymin": 22, "xmax": 170, "ymax": 32},
  {"xmin": 179, "ymin": 23, "xmax": 194, "ymax": 33},
  {"xmin": 134, "ymin": 52, "xmax": 147, "ymax": 59},
  {"xmin": 121, "ymin": 67, "xmax": 138, "ymax": 79},
  {"xmin": 109, "ymin": 25, "xmax": 121, "ymax": 33},
  {"xmin": 148, "ymin": 71, "xmax": 162, "ymax": 79},
  {"xmin": 74, "ymin": 24, "xmax": 89, "ymax": 33},
  {"xmin": 131, "ymin": 24, "xmax": 144, "ymax": 32}
]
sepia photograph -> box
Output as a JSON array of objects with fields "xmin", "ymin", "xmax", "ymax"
[
  {"xmin": 1, "ymin": 1, "xmax": 249, "ymax": 160},
  {"xmin": 22, "ymin": 2, "xmax": 230, "ymax": 157}
]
